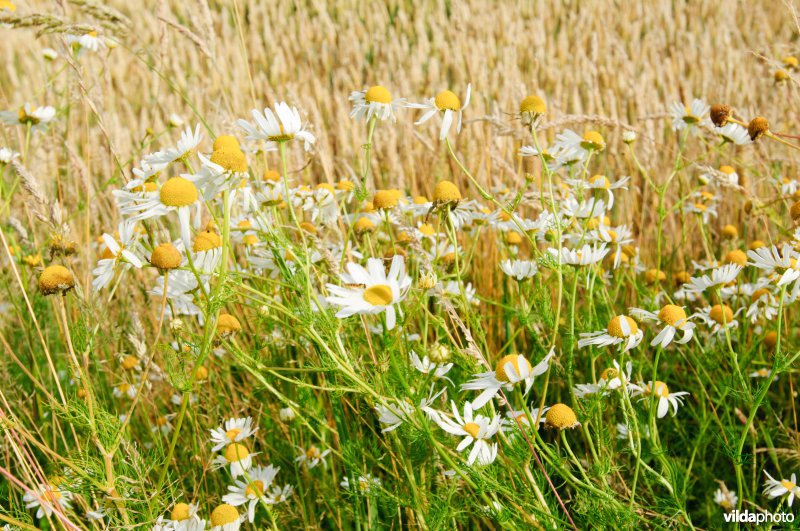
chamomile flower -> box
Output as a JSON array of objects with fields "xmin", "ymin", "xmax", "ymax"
[
  {"xmin": 574, "ymin": 359, "xmax": 633, "ymax": 397},
  {"xmin": 349, "ymin": 85, "xmax": 407, "ymax": 122},
  {"xmin": 123, "ymin": 175, "xmax": 201, "ymax": 248},
  {"xmin": 749, "ymin": 368, "xmax": 778, "ymax": 381},
  {"xmin": 213, "ymin": 442, "xmax": 256, "ymax": 478},
  {"xmin": 434, "ymin": 401, "xmax": 501, "ymax": 466},
  {"xmin": 713, "ymin": 484, "xmax": 738, "ymax": 511},
  {"xmin": 341, "ymin": 474, "xmax": 381, "ymax": 493},
  {"xmin": 500, "ymin": 259, "xmax": 538, "ymax": 280},
  {"xmin": 92, "ymin": 221, "xmax": 144, "ymax": 290},
  {"xmin": 163, "ymin": 502, "xmax": 204, "ymax": 531},
  {"xmin": 632, "ymin": 381, "xmax": 690, "ymax": 418},
  {"xmin": 66, "ymin": 30, "xmax": 106, "ymax": 55},
  {"xmin": 325, "ymin": 255, "xmax": 411, "ymax": 330},
  {"xmin": 0, "ymin": 103, "xmax": 56, "ymax": 132},
  {"xmin": 747, "ymin": 243, "xmax": 800, "ymax": 287},
  {"xmin": 715, "ymin": 123, "xmax": 751, "ymax": 145},
  {"xmin": 462, "ymin": 349, "xmax": 553, "ymax": 409},
  {"xmin": 295, "ymin": 446, "xmax": 331, "ymax": 469},
  {"xmin": 23, "ymin": 483, "xmax": 73, "ymax": 519},
  {"xmin": 696, "ymin": 304, "xmax": 739, "ymax": 333},
  {"xmin": 410, "ymin": 351, "xmax": 453, "ymax": 381},
  {"xmin": 628, "ymin": 304, "xmax": 695, "ymax": 347},
  {"xmin": 578, "ymin": 315, "xmax": 643, "ymax": 352},
  {"xmin": 0, "ymin": 147, "xmax": 19, "ymax": 164},
  {"xmin": 209, "ymin": 503, "xmax": 244, "ymax": 530},
  {"xmin": 237, "ymin": 102, "xmax": 315, "ymax": 151},
  {"xmin": 763, "ymin": 471, "xmax": 800, "ymax": 507},
  {"xmin": 548, "ymin": 243, "xmax": 610, "ymax": 266},
  {"xmin": 210, "ymin": 417, "xmax": 258, "ymax": 452},
  {"xmin": 222, "ymin": 465, "xmax": 280, "ymax": 522},
  {"xmin": 683, "ymin": 264, "xmax": 741, "ymax": 294},
  {"xmin": 144, "ymin": 125, "xmax": 203, "ymax": 167},
  {"xmin": 670, "ymin": 98, "xmax": 710, "ymax": 133},
  {"xmin": 410, "ymin": 84, "xmax": 471, "ymax": 140},
  {"xmin": 550, "ymin": 129, "xmax": 606, "ymax": 163}
]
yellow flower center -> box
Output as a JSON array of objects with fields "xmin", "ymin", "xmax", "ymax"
[
  {"xmin": 363, "ymin": 284, "xmax": 393, "ymax": 306},
  {"xmin": 581, "ymin": 131, "xmax": 605, "ymax": 150},
  {"xmin": 160, "ymin": 177, "xmax": 198, "ymax": 207},
  {"xmin": 210, "ymin": 504, "xmax": 240, "ymax": 526},
  {"xmin": 122, "ymin": 355, "xmax": 139, "ymax": 370},
  {"xmin": 683, "ymin": 107, "xmax": 699, "ymax": 124},
  {"xmin": 545, "ymin": 403, "xmax": 578, "ymax": 429},
  {"xmin": 606, "ymin": 315, "xmax": 639, "ymax": 338},
  {"xmin": 223, "ymin": 442, "xmax": 250, "ymax": 462},
  {"xmin": 719, "ymin": 165, "xmax": 736, "ymax": 175},
  {"xmin": 600, "ymin": 367, "xmax": 619, "ymax": 381},
  {"xmin": 463, "ymin": 422, "xmax": 481, "ymax": 438},
  {"xmin": 213, "ymin": 135, "xmax": 240, "ymax": 151},
  {"xmin": 225, "ymin": 428, "xmax": 242, "ymax": 441},
  {"xmin": 365, "ymin": 85, "xmax": 392, "ymax": 104},
  {"xmin": 434, "ymin": 90, "xmax": 461, "ymax": 111},
  {"xmin": 373, "ymin": 190, "xmax": 398, "ymax": 209},
  {"xmin": 418, "ymin": 223, "xmax": 436, "ymax": 236},
  {"xmin": 245, "ymin": 480, "xmax": 265, "ymax": 498},
  {"xmin": 433, "ymin": 180, "xmax": 462, "ymax": 203},
  {"xmin": 650, "ymin": 381, "xmax": 670, "ymax": 398},
  {"xmin": 658, "ymin": 305, "xmax": 687, "ymax": 327},
  {"xmin": 210, "ymin": 147, "xmax": 247, "ymax": 173},
  {"xmin": 781, "ymin": 479, "xmax": 797, "ymax": 490},
  {"xmin": 193, "ymin": 230, "xmax": 222, "ymax": 252},
  {"xmin": 519, "ymin": 95, "xmax": 546, "ymax": 114},
  {"xmin": 589, "ymin": 174, "xmax": 611, "ymax": 189},
  {"xmin": 724, "ymin": 250, "xmax": 747, "ymax": 266},
  {"xmin": 709, "ymin": 304, "xmax": 733, "ymax": 325},
  {"xmin": 494, "ymin": 354, "xmax": 532, "ymax": 382},
  {"xmin": 337, "ymin": 179, "xmax": 355, "ymax": 191},
  {"xmin": 306, "ymin": 446, "xmax": 321, "ymax": 459}
]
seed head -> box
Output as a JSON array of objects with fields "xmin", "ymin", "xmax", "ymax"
[
  {"xmin": 39, "ymin": 265, "xmax": 75, "ymax": 296},
  {"xmin": 721, "ymin": 224, "xmax": 738, "ymax": 239},
  {"xmin": 710, "ymin": 104, "xmax": 731, "ymax": 127},
  {"xmin": 747, "ymin": 116, "xmax": 769, "ymax": 141},
  {"xmin": 216, "ymin": 313, "xmax": 241, "ymax": 337}
]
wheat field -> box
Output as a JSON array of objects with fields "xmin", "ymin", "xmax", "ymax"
[{"xmin": 2, "ymin": 0, "xmax": 800, "ymax": 529}]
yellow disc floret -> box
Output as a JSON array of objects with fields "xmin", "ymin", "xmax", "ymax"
[
  {"xmin": 363, "ymin": 284, "xmax": 393, "ymax": 306},
  {"xmin": 160, "ymin": 177, "xmax": 198, "ymax": 207},
  {"xmin": 223, "ymin": 442, "xmax": 250, "ymax": 462},
  {"xmin": 545, "ymin": 403, "xmax": 579, "ymax": 429},
  {"xmin": 658, "ymin": 305, "xmax": 687, "ymax": 327},
  {"xmin": 373, "ymin": 190, "xmax": 398, "ymax": 210},
  {"xmin": 213, "ymin": 135, "xmax": 240, "ymax": 151},
  {"xmin": 217, "ymin": 313, "xmax": 242, "ymax": 336},
  {"xmin": 435, "ymin": 90, "xmax": 461, "ymax": 111},
  {"xmin": 365, "ymin": 85, "xmax": 392, "ymax": 104},
  {"xmin": 432, "ymin": 180, "xmax": 462, "ymax": 203},
  {"xmin": 38, "ymin": 265, "xmax": 75, "ymax": 296},
  {"xmin": 210, "ymin": 147, "xmax": 247, "ymax": 173},
  {"xmin": 151, "ymin": 243, "xmax": 182, "ymax": 270},
  {"xmin": 210, "ymin": 504, "xmax": 240, "ymax": 526},
  {"xmin": 520, "ymin": 94, "xmax": 546, "ymax": 115},
  {"xmin": 607, "ymin": 315, "xmax": 638, "ymax": 338},
  {"xmin": 709, "ymin": 304, "xmax": 734, "ymax": 324},
  {"xmin": 494, "ymin": 354, "xmax": 532, "ymax": 382},
  {"xmin": 193, "ymin": 230, "xmax": 222, "ymax": 252}
]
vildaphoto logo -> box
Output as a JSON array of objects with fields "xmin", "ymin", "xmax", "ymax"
[{"xmin": 723, "ymin": 510, "xmax": 795, "ymax": 524}]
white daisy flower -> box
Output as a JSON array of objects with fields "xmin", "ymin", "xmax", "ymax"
[
  {"xmin": 747, "ymin": 243, "xmax": 800, "ymax": 287},
  {"xmin": 502, "ymin": 407, "xmax": 549, "ymax": 429},
  {"xmin": 212, "ymin": 442, "xmax": 256, "ymax": 478},
  {"xmin": 66, "ymin": 30, "xmax": 106, "ymax": 55},
  {"xmin": 669, "ymin": 98, "xmax": 711, "ymax": 133},
  {"xmin": 162, "ymin": 502, "xmax": 205, "ymax": 531},
  {"xmin": 325, "ymin": 255, "xmax": 411, "ymax": 330},
  {"xmin": 0, "ymin": 147, "xmax": 20, "ymax": 164},
  {"xmin": 434, "ymin": 401, "xmax": 501, "ymax": 466},
  {"xmin": 574, "ymin": 359, "xmax": 633, "ymax": 398},
  {"xmin": 749, "ymin": 367, "xmax": 778, "ymax": 381},
  {"xmin": 410, "ymin": 84, "xmax": 471, "ymax": 140},
  {"xmin": 763, "ymin": 471, "xmax": 800, "ymax": 507},
  {"xmin": 462, "ymin": 349, "xmax": 553, "ymax": 409},
  {"xmin": 683, "ymin": 264, "xmax": 742, "ymax": 294},
  {"xmin": 632, "ymin": 381, "xmax": 690, "ymax": 418},
  {"xmin": 222, "ymin": 465, "xmax": 280, "ymax": 522},
  {"xmin": 209, "ymin": 504, "xmax": 244, "ymax": 531},
  {"xmin": 0, "ymin": 103, "xmax": 56, "ymax": 132},
  {"xmin": 549, "ymin": 129, "xmax": 606, "ymax": 164},
  {"xmin": 578, "ymin": 315, "xmax": 643, "ymax": 353},
  {"xmin": 295, "ymin": 446, "xmax": 331, "ymax": 469},
  {"xmin": 547, "ymin": 243, "xmax": 610, "ymax": 266},
  {"xmin": 210, "ymin": 417, "xmax": 258, "ymax": 452},
  {"xmin": 713, "ymin": 485, "xmax": 738, "ymax": 511},
  {"xmin": 349, "ymin": 85, "xmax": 407, "ymax": 122},
  {"xmin": 237, "ymin": 102, "xmax": 315, "ymax": 151},
  {"xmin": 715, "ymin": 123, "xmax": 751, "ymax": 145},
  {"xmin": 500, "ymin": 259, "xmax": 538, "ymax": 280},
  {"xmin": 144, "ymin": 124, "xmax": 203, "ymax": 167},
  {"xmin": 121, "ymin": 175, "xmax": 201, "ymax": 248},
  {"xmin": 375, "ymin": 386, "xmax": 445, "ymax": 432},
  {"xmin": 92, "ymin": 221, "xmax": 144, "ymax": 290},
  {"xmin": 410, "ymin": 351, "xmax": 453, "ymax": 381},
  {"xmin": 340, "ymin": 474, "xmax": 381, "ymax": 493},
  {"xmin": 265, "ymin": 484, "xmax": 293, "ymax": 504},
  {"xmin": 628, "ymin": 305, "xmax": 695, "ymax": 347},
  {"xmin": 696, "ymin": 304, "xmax": 739, "ymax": 333},
  {"xmin": 23, "ymin": 483, "xmax": 73, "ymax": 519}
]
